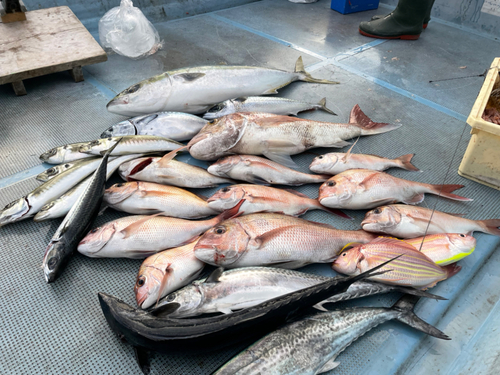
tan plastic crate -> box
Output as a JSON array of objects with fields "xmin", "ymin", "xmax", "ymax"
[{"xmin": 458, "ymin": 57, "xmax": 500, "ymax": 190}]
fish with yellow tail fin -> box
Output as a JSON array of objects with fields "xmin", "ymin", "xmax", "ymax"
[
  {"xmin": 332, "ymin": 237, "xmax": 461, "ymax": 289},
  {"xmin": 405, "ymin": 233, "xmax": 476, "ymax": 266}
]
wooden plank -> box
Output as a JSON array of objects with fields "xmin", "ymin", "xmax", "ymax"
[
  {"xmin": 0, "ymin": 6, "xmax": 107, "ymax": 85},
  {"xmin": 1, "ymin": 12, "xmax": 27, "ymax": 23},
  {"xmin": 69, "ymin": 66, "xmax": 84, "ymax": 82},
  {"xmin": 11, "ymin": 80, "xmax": 26, "ymax": 95}
]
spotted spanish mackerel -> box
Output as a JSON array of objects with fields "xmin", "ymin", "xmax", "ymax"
[
  {"xmin": 188, "ymin": 105, "xmax": 400, "ymax": 168},
  {"xmin": 153, "ymin": 267, "xmax": 444, "ymax": 318},
  {"xmin": 214, "ymin": 295, "xmax": 450, "ymax": 375},
  {"xmin": 106, "ymin": 57, "xmax": 338, "ymax": 116}
]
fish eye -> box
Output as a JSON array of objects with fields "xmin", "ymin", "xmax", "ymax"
[
  {"xmin": 47, "ymin": 257, "xmax": 58, "ymax": 270},
  {"xmin": 125, "ymin": 84, "xmax": 140, "ymax": 94},
  {"xmin": 215, "ymin": 226, "xmax": 226, "ymax": 235},
  {"xmin": 166, "ymin": 293, "xmax": 176, "ymax": 302},
  {"xmin": 342, "ymin": 253, "xmax": 347, "ymax": 257},
  {"xmin": 136, "ymin": 277, "xmax": 146, "ymax": 287},
  {"xmin": 459, "ymin": 233, "xmax": 465, "ymax": 238},
  {"xmin": 221, "ymin": 187, "xmax": 231, "ymax": 193},
  {"xmin": 48, "ymin": 148, "xmax": 57, "ymax": 156},
  {"xmin": 327, "ymin": 181, "xmax": 336, "ymax": 187},
  {"xmin": 318, "ymin": 156, "xmax": 323, "ymax": 159},
  {"xmin": 116, "ymin": 183, "xmax": 124, "ymax": 188},
  {"xmin": 373, "ymin": 208, "xmax": 382, "ymax": 214},
  {"xmin": 90, "ymin": 227, "xmax": 100, "ymax": 234},
  {"xmin": 90, "ymin": 140, "xmax": 100, "ymax": 146},
  {"xmin": 64, "ymin": 164, "xmax": 70, "ymax": 168},
  {"xmin": 46, "ymin": 168, "xmax": 55, "ymax": 174}
]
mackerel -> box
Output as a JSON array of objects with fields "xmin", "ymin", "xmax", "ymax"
[
  {"xmin": 154, "ymin": 267, "xmax": 444, "ymax": 318},
  {"xmin": 214, "ymin": 295, "xmax": 449, "ymax": 374},
  {"xmin": 40, "ymin": 142, "xmax": 95, "ymax": 164},
  {"xmin": 79, "ymin": 135, "xmax": 183, "ymax": 156},
  {"xmin": 33, "ymin": 154, "xmax": 145, "ymax": 221}
]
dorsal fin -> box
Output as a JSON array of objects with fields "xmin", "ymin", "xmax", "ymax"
[
  {"xmin": 369, "ymin": 236, "xmax": 418, "ymax": 251},
  {"xmin": 205, "ymin": 267, "xmax": 224, "ymax": 283},
  {"xmin": 341, "ymin": 137, "xmax": 359, "ymax": 163},
  {"xmin": 119, "ymin": 214, "xmax": 162, "ymax": 239},
  {"xmin": 282, "ymin": 188, "xmax": 309, "ymax": 198},
  {"xmin": 157, "ymin": 146, "xmax": 188, "ymax": 168}
]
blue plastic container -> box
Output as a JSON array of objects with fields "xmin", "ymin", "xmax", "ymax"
[{"xmin": 331, "ymin": 0, "xmax": 379, "ymax": 14}]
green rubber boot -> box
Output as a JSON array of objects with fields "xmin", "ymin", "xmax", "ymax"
[
  {"xmin": 370, "ymin": 0, "xmax": 435, "ymax": 29},
  {"xmin": 359, "ymin": 0, "xmax": 434, "ymax": 40}
]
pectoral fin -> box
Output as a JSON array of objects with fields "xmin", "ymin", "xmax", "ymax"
[
  {"xmin": 403, "ymin": 193, "xmax": 425, "ymax": 205},
  {"xmin": 317, "ymin": 357, "xmax": 340, "ymax": 374},
  {"xmin": 133, "ymin": 347, "xmax": 151, "ymax": 375},
  {"xmin": 119, "ymin": 214, "xmax": 162, "ymax": 239}
]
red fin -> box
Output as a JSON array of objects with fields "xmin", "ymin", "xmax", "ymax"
[
  {"xmin": 245, "ymin": 160, "xmax": 283, "ymax": 173},
  {"xmin": 157, "ymin": 146, "xmax": 188, "ymax": 168},
  {"xmin": 130, "ymin": 158, "xmax": 154, "ymax": 176},
  {"xmin": 156, "ymin": 264, "xmax": 173, "ymax": 307},
  {"xmin": 341, "ymin": 137, "xmax": 359, "ymax": 163},
  {"xmin": 403, "ymin": 193, "xmax": 425, "ymax": 205},
  {"xmin": 443, "ymin": 263, "xmax": 461, "ymax": 279},
  {"xmin": 478, "ymin": 219, "xmax": 500, "ymax": 236},
  {"xmin": 255, "ymin": 225, "xmax": 299, "ymax": 247},
  {"xmin": 213, "ymin": 199, "xmax": 245, "ymax": 223},
  {"xmin": 120, "ymin": 214, "xmax": 162, "ymax": 239},
  {"xmin": 307, "ymin": 220, "xmax": 337, "ymax": 229},
  {"xmin": 430, "ymin": 184, "xmax": 472, "ymax": 202},
  {"xmin": 316, "ymin": 202, "xmax": 353, "ymax": 220},
  {"xmin": 359, "ymin": 171, "xmax": 381, "ymax": 189},
  {"xmin": 349, "ymin": 105, "xmax": 389, "ymax": 129},
  {"xmin": 395, "ymin": 154, "xmax": 420, "ymax": 172}
]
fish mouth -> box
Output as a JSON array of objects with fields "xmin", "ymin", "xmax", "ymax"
[
  {"xmin": 187, "ymin": 133, "xmax": 210, "ymax": 148},
  {"xmin": 136, "ymin": 293, "xmax": 148, "ymax": 308}
]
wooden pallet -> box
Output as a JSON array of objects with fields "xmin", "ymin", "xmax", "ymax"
[{"xmin": 0, "ymin": 6, "xmax": 107, "ymax": 95}]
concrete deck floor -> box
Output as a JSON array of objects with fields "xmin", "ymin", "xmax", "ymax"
[{"xmin": 1, "ymin": 1, "xmax": 499, "ymax": 374}]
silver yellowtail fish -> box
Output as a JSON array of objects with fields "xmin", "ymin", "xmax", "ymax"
[
  {"xmin": 106, "ymin": 56, "xmax": 338, "ymax": 116},
  {"xmin": 135, "ymin": 240, "xmax": 205, "ymax": 309},
  {"xmin": 118, "ymin": 155, "xmax": 234, "ymax": 188},
  {"xmin": 207, "ymin": 155, "xmax": 330, "ymax": 186},
  {"xmin": 193, "ymin": 213, "xmax": 376, "ymax": 269},
  {"xmin": 33, "ymin": 154, "xmax": 145, "ymax": 221},
  {"xmin": 0, "ymin": 157, "xmax": 106, "ymax": 227},
  {"xmin": 101, "ymin": 112, "xmax": 208, "ymax": 141},
  {"xmin": 79, "ymin": 135, "xmax": 183, "ymax": 156},
  {"xmin": 214, "ymin": 295, "xmax": 449, "ymax": 374},
  {"xmin": 319, "ymin": 169, "xmax": 471, "ymax": 210},
  {"xmin": 36, "ymin": 159, "xmax": 96, "ymax": 182},
  {"xmin": 203, "ymin": 96, "xmax": 336, "ymax": 120},
  {"xmin": 40, "ymin": 142, "xmax": 96, "ymax": 164},
  {"xmin": 188, "ymin": 105, "xmax": 400, "ymax": 168},
  {"xmin": 103, "ymin": 181, "xmax": 218, "ymax": 219},
  {"xmin": 207, "ymin": 184, "xmax": 351, "ymax": 219},
  {"xmin": 361, "ymin": 204, "xmax": 500, "ymax": 238},
  {"xmin": 155, "ymin": 267, "xmax": 444, "ymax": 318}
]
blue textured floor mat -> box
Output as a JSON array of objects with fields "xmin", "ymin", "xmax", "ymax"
[{"xmin": 1, "ymin": 1, "xmax": 499, "ymax": 374}]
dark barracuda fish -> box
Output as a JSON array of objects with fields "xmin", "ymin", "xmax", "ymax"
[
  {"xmin": 152, "ymin": 267, "xmax": 445, "ymax": 318},
  {"xmin": 98, "ymin": 259, "xmax": 394, "ymax": 373},
  {"xmin": 42, "ymin": 139, "xmax": 122, "ymax": 283},
  {"xmin": 215, "ymin": 295, "xmax": 450, "ymax": 374}
]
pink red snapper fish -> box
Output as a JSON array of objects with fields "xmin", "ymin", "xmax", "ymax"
[
  {"xmin": 188, "ymin": 105, "xmax": 400, "ymax": 168},
  {"xmin": 361, "ymin": 204, "xmax": 500, "ymax": 238},
  {"xmin": 319, "ymin": 169, "xmax": 471, "ymax": 210}
]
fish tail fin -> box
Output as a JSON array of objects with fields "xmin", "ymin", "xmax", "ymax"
[
  {"xmin": 429, "ymin": 184, "xmax": 472, "ymax": 202},
  {"xmin": 349, "ymin": 105, "xmax": 401, "ymax": 135},
  {"xmin": 391, "ymin": 286, "xmax": 447, "ymax": 300},
  {"xmin": 395, "ymin": 154, "xmax": 421, "ymax": 172},
  {"xmin": 477, "ymin": 219, "xmax": 500, "ymax": 236},
  {"xmin": 392, "ymin": 294, "xmax": 451, "ymax": 340},
  {"xmin": 213, "ymin": 199, "xmax": 245, "ymax": 224},
  {"xmin": 295, "ymin": 56, "xmax": 340, "ymax": 84},
  {"xmin": 443, "ymin": 263, "xmax": 462, "ymax": 279},
  {"xmin": 317, "ymin": 98, "xmax": 337, "ymax": 115}
]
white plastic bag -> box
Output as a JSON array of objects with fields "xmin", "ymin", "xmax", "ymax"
[{"xmin": 99, "ymin": 0, "xmax": 162, "ymax": 59}]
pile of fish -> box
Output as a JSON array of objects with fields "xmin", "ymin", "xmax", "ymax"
[{"xmin": 3, "ymin": 56, "xmax": 500, "ymax": 374}]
